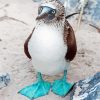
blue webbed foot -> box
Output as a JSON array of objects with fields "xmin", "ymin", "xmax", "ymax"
[
  {"xmin": 18, "ymin": 72, "xmax": 51, "ymax": 100},
  {"xmin": 52, "ymin": 70, "xmax": 74, "ymax": 96}
]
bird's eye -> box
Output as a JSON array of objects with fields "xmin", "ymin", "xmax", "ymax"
[
  {"xmin": 38, "ymin": 7, "xmax": 43, "ymax": 14},
  {"xmin": 52, "ymin": 10, "xmax": 56, "ymax": 14}
]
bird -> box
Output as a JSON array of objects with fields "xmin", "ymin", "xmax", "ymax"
[{"xmin": 18, "ymin": 0, "xmax": 77, "ymax": 99}]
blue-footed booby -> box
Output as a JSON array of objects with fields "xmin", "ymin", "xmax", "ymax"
[{"xmin": 19, "ymin": 0, "xmax": 77, "ymax": 99}]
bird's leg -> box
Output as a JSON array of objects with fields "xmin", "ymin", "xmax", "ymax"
[
  {"xmin": 52, "ymin": 70, "xmax": 74, "ymax": 96},
  {"xmin": 18, "ymin": 72, "xmax": 51, "ymax": 100}
]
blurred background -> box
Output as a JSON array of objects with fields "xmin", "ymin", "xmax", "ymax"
[{"xmin": 0, "ymin": 0, "xmax": 100, "ymax": 100}]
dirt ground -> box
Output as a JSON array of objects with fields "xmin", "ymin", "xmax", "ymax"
[{"xmin": 0, "ymin": 0, "xmax": 100, "ymax": 100}]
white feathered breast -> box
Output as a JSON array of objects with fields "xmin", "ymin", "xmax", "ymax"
[{"xmin": 28, "ymin": 23, "xmax": 69, "ymax": 75}]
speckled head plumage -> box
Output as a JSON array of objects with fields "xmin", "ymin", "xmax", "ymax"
[{"xmin": 36, "ymin": 0, "xmax": 65, "ymax": 23}]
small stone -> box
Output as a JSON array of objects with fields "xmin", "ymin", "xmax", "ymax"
[
  {"xmin": 0, "ymin": 39, "xmax": 2, "ymax": 41},
  {"xmin": 3, "ymin": 57, "xmax": 7, "ymax": 60},
  {"xmin": 3, "ymin": 47, "xmax": 7, "ymax": 50},
  {"xmin": 0, "ymin": 73, "xmax": 10, "ymax": 89},
  {"xmin": 70, "ymin": 72, "xmax": 100, "ymax": 100}
]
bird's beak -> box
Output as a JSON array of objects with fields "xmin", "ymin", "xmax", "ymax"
[{"xmin": 36, "ymin": 7, "xmax": 50, "ymax": 20}]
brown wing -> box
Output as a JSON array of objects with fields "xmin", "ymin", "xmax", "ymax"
[
  {"xmin": 24, "ymin": 28, "xmax": 34, "ymax": 59},
  {"xmin": 64, "ymin": 19, "xmax": 77, "ymax": 61}
]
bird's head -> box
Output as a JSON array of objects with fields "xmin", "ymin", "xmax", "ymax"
[{"xmin": 36, "ymin": 0, "xmax": 65, "ymax": 23}]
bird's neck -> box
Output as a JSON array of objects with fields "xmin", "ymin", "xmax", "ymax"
[{"xmin": 36, "ymin": 18, "xmax": 65, "ymax": 30}]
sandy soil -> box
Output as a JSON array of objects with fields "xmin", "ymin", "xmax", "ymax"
[{"xmin": 0, "ymin": 0, "xmax": 100, "ymax": 100}]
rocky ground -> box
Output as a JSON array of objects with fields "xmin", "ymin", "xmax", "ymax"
[
  {"xmin": 71, "ymin": 72, "xmax": 100, "ymax": 100},
  {"xmin": 0, "ymin": 0, "xmax": 100, "ymax": 100}
]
